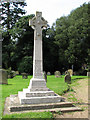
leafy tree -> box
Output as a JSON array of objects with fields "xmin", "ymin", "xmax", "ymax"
[
  {"xmin": 54, "ymin": 3, "xmax": 89, "ymax": 72},
  {"xmin": 18, "ymin": 56, "xmax": 32, "ymax": 74},
  {"xmin": 66, "ymin": 3, "xmax": 89, "ymax": 70},
  {"xmin": 1, "ymin": 2, "xmax": 27, "ymax": 69},
  {"xmin": 43, "ymin": 24, "xmax": 59, "ymax": 74},
  {"xmin": 1, "ymin": 2, "xmax": 26, "ymax": 29},
  {"xmin": 10, "ymin": 15, "xmax": 34, "ymax": 72},
  {"xmin": 55, "ymin": 16, "xmax": 70, "ymax": 71}
]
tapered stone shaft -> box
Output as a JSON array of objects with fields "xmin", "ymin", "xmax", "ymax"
[{"xmin": 29, "ymin": 12, "xmax": 47, "ymax": 79}]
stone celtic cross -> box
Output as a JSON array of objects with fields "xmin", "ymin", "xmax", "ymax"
[
  {"xmin": 18, "ymin": 12, "xmax": 63, "ymax": 105},
  {"xmin": 29, "ymin": 11, "xmax": 47, "ymax": 79}
]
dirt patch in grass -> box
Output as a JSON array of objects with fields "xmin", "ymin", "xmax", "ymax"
[{"xmin": 53, "ymin": 78, "xmax": 89, "ymax": 118}]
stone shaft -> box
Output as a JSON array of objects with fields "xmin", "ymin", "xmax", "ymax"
[{"xmin": 29, "ymin": 11, "xmax": 47, "ymax": 79}]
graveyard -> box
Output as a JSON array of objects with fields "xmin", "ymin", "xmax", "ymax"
[
  {"xmin": 0, "ymin": 75, "xmax": 88, "ymax": 118},
  {"xmin": 0, "ymin": 1, "xmax": 89, "ymax": 119}
]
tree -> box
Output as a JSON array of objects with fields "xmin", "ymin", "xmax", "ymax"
[
  {"xmin": 55, "ymin": 16, "xmax": 70, "ymax": 71},
  {"xmin": 10, "ymin": 15, "xmax": 34, "ymax": 72},
  {"xmin": 18, "ymin": 56, "xmax": 32, "ymax": 74},
  {"xmin": 54, "ymin": 3, "xmax": 89, "ymax": 72},
  {"xmin": 43, "ymin": 24, "xmax": 59, "ymax": 73},
  {"xmin": 66, "ymin": 3, "xmax": 89, "ymax": 70},
  {"xmin": 1, "ymin": 2, "xmax": 27, "ymax": 69}
]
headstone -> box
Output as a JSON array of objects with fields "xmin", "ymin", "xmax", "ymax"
[
  {"xmin": 0, "ymin": 69, "xmax": 8, "ymax": 84},
  {"xmin": 87, "ymin": 72, "xmax": 90, "ymax": 76},
  {"xmin": 12, "ymin": 70, "xmax": 16, "ymax": 77},
  {"xmin": 65, "ymin": 71, "xmax": 70, "ymax": 76},
  {"xmin": 18, "ymin": 11, "xmax": 63, "ymax": 105},
  {"xmin": 47, "ymin": 72, "xmax": 51, "ymax": 75},
  {"xmin": 54, "ymin": 71, "xmax": 61, "ymax": 77},
  {"xmin": 8, "ymin": 71, "xmax": 14, "ymax": 78},
  {"xmin": 16, "ymin": 71, "xmax": 19, "ymax": 75},
  {"xmin": 43, "ymin": 71, "xmax": 47, "ymax": 82},
  {"xmin": 64, "ymin": 74, "xmax": 71, "ymax": 84},
  {"xmin": 68, "ymin": 69, "xmax": 73, "ymax": 76},
  {"xmin": 21, "ymin": 73, "xmax": 28, "ymax": 79}
]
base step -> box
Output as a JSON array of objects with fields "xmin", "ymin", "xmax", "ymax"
[
  {"xmin": 9, "ymin": 95, "xmax": 81, "ymax": 112},
  {"xmin": 3, "ymin": 95, "xmax": 82, "ymax": 115},
  {"xmin": 23, "ymin": 89, "xmax": 56, "ymax": 97},
  {"xmin": 18, "ymin": 92, "xmax": 63, "ymax": 104}
]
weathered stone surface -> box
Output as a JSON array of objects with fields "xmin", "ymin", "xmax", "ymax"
[
  {"xmin": 64, "ymin": 74, "xmax": 71, "ymax": 84},
  {"xmin": 3, "ymin": 95, "xmax": 81, "ymax": 114},
  {"xmin": 17, "ymin": 11, "xmax": 64, "ymax": 105},
  {"xmin": 54, "ymin": 71, "xmax": 61, "ymax": 77},
  {"xmin": 15, "ymin": 71, "xmax": 19, "ymax": 75},
  {"xmin": 29, "ymin": 11, "xmax": 47, "ymax": 79},
  {"xmin": 18, "ymin": 92, "xmax": 62, "ymax": 104},
  {"xmin": 0, "ymin": 69, "xmax": 8, "ymax": 84},
  {"xmin": 43, "ymin": 71, "xmax": 47, "ymax": 82},
  {"xmin": 87, "ymin": 72, "xmax": 90, "ymax": 76},
  {"xmin": 21, "ymin": 73, "xmax": 28, "ymax": 79},
  {"xmin": 22, "ymin": 89, "xmax": 56, "ymax": 97},
  {"xmin": 68, "ymin": 69, "xmax": 73, "ymax": 76},
  {"xmin": 47, "ymin": 72, "xmax": 51, "ymax": 75},
  {"xmin": 28, "ymin": 78, "xmax": 48, "ymax": 91}
]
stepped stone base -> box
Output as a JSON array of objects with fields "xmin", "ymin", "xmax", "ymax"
[
  {"xmin": 3, "ymin": 78, "xmax": 82, "ymax": 115},
  {"xmin": 18, "ymin": 78, "xmax": 64, "ymax": 104},
  {"xmin": 3, "ymin": 95, "xmax": 82, "ymax": 115},
  {"xmin": 18, "ymin": 91, "xmax": 62, "ymax": 104}
]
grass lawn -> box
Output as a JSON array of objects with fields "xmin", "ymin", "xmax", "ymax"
[{"xmin": 0, "ymin": 75, "xmax": 88, "ymax": 119}]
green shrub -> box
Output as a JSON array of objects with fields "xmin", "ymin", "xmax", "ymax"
[{"xmin": 18, "ymin": 56, "xmax": 32, "ymax": 74}]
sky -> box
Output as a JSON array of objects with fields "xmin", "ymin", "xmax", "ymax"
[{"xmin": 24, "ymin": 0, "xmax": 89, "ymax": 26}]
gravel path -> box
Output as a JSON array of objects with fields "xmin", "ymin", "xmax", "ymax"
[{"xmin": 53, "ymin": 78, "xmax": 89, "ymax": 118}]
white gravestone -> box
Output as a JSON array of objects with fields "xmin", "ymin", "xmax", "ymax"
[{"xmin": 18, "ymin": 12, "xmax": 63, "ymax": 104}]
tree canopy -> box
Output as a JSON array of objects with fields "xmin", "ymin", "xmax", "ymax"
[
  {"xmin": 2, "ymin": 2, "xmax": 89, "ymax": 74},
  {"xmin": 54, "ymin": 3, "xmax": 89, "ymax": 72}
]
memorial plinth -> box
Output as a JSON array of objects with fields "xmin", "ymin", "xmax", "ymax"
[{"xmin": 18, "ymin": 11, "xmax": 63, "ymax": 104}]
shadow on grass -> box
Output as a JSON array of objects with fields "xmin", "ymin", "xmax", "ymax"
[
  {"xmin": 72, "ymin": 78, "xmax": 85, "ymax": 81},
  {"xmin": 1, "ymin": 84, "xmax": 12, "ymax": 85},
  {"xmin": 61, "ymin": 87, "xmax": 76, "ymax": 95}
]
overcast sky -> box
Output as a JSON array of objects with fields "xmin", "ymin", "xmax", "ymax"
[{"xmin": 24, "ymin": 0, "xmax": 89, "ymax": 26}]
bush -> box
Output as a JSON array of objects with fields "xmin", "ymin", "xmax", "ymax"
[
  {"xmin": 18, "ymin": 56, "xmax": 32, "ymax": 74},
  {"xmin": 6, "ymin": 67, "xmax": 15, "ymax": 78}
]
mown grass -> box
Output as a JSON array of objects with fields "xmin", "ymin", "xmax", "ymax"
[
  {"xmin": 0, "ymin": 75, "xmax": 88, "ymax": 119},
  {"xmin": 3, "ymin": 111, "xmax": 53, "ymax": 119}
]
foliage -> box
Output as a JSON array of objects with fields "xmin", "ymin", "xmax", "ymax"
[
  {"xmin": 2, "ymin": 2, "xmax": 89, "ymax": 74},
  {"xmin": 54, "ymin": 3, "xmax": 89, "ymax": 71},
  {"xmin": 10, "ymin": 15, "xmax": 34, "ymax": 72},
  {"xmin": 1, "ymin": 2, "xmax": 27, "ymax": 69},
  {"xmin": 43, "ymin": 26, "xmax": 59, "ymax": 73},
  {"xmin": 1, "ymin": 2, "xmax": 27, "ymax": 29},
  {"xmin": 18, "ymin": 56, "xmax": 32, "ymax": 74}
]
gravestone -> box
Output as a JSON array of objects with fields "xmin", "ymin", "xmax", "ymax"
[
  {"xmin": 0, "ymin": 69, "xmax": 8, "ymax": 84},
  {"xmin": 18, "ymin": 11, "xmax": 63, "ymax": 105},
  {"xmin": 8, "ymin": 71, "xmax": 15, "ymax": 78},
  {"xmin": 65, "ymin": 71, "xmax": 70, "ymax": 76},
  {"xmin": 68, "ymin": 69, "xmax": 73, "ymax": 76},
  {"xmin": 64, "ymin": 74, "xmax": 71, "ymax": 84},
  {"xmin": 21, "ymin": 73, "xmax": 28, "ymax": 79},
  {"xmin": 47, "ymin": 72, "xmax": 51, "ymax": 75},
  {"xmin": 15, "ymin": 71, "xmax": 19, "ymax": 75},
  {"xmin": 87, "ymin": 72, "xmax": 90, "ymax": 76},
  {"xmin": 12, "ymin": 71, "xmax": 16, "ymax": 77},
  {"xmin": 54, "ymin": 71, "xmax": 61, "ymax": 77}
]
